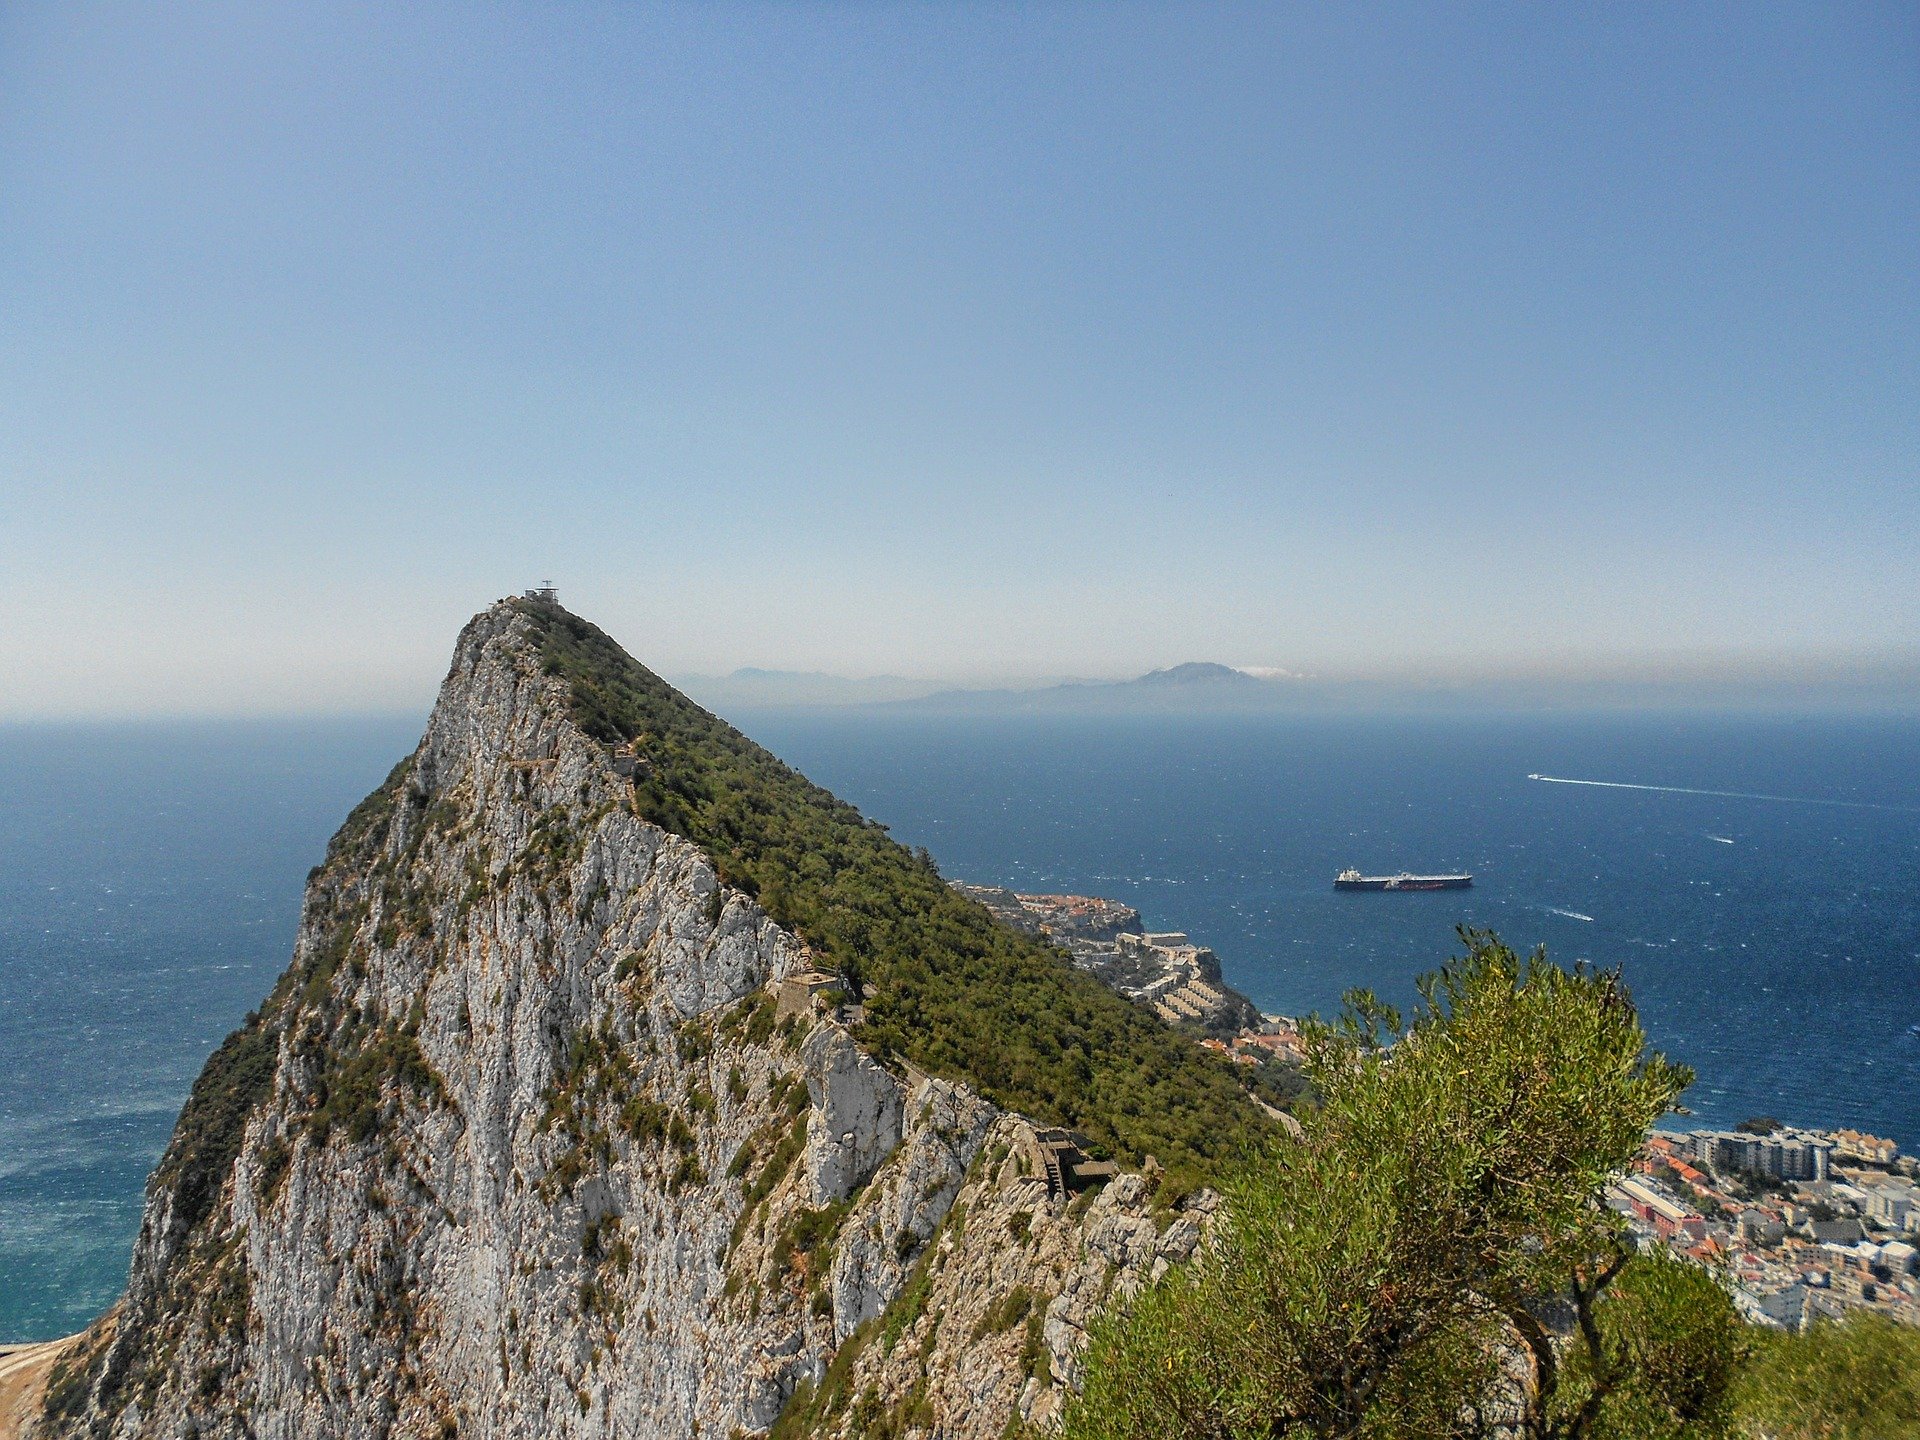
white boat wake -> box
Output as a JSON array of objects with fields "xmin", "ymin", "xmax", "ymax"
[
  {"xmin": 1544, "ymin": 907, "xmax": 1595, "ymax": 922},
  {"xmin": 1526, "ymin": 774, "xmax": 1917, "ymax": 813}
]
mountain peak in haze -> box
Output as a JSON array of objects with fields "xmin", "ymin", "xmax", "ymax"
[
  {"xmin": 1131, "ymin": 662, "xmax": 1261, "ymax": 687},
  {"xmin": 882, "ymin": 660, "xmax": 1290, "ymax": 714}
]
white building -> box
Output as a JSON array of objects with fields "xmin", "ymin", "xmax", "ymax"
[
  {"xmin": 1684, "ymin": 1127, "xmax": 1832, "ymax": 1183},
  {"xmin": 1878, "ymin": 1240, "xmax": 1917, "ymax": 1275},
  {"xmin": 1862, "ymin": 1180, "xmax": 1916, "ymax": 1233}
]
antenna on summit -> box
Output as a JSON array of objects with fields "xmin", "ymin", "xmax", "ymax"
[{"xmin": 523, "ymin": 581, "xmax": 559, "ymax": 604}]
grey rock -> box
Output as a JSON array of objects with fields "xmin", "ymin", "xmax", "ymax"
[
  {"xmin": 35, "ymin": 603, "xmax": 1214, "ymax": 1440},
  {"xmin": 801, "ymin": 1024, "xmax": 905, "ymax": 1205}
]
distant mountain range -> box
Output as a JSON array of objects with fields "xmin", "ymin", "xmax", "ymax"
[
  {"xmin": 671, "ymin": 662, "xmax": 1308, "ymax": 714},
  {"xmin": 672, "ymin": 656, "xmax": 1920, "ymax": 717},
  {"xmin": 889, "ymin": 662, "xmax": 1299, "ymax": 713}
]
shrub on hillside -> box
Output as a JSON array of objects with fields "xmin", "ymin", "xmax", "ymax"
[{"xmin": 1060, "ymin": 930, "xmax": 1725, "ymax": 1439}]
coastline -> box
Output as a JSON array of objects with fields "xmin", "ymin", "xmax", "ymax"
[{"xmin": 0, "ymin": 1335, "xmax": 82, "ymax": 1440}]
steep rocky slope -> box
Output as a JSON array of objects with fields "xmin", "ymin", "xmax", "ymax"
[{"xmin": 34, "ymin": 602, "xmax": 1260, "ymax": 1439}]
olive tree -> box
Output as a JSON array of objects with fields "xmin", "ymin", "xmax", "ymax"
[{"xmin": 1059, "ymin": 930, "xmax": 1732, "ymax": 1440}]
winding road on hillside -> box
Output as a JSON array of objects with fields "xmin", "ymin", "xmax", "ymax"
[{"xmin": 0, "ymin": 1336, "xmax": 83, "ymax": 1440}]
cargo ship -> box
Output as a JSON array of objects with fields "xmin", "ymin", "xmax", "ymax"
[{"xmin": 1335, "ymin": 868, "xmax": 1473, "ymax": 892}]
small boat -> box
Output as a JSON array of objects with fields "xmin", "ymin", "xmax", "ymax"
[{"xmin": 1335, "ymin": 868, "xmax": 1473, "ymax": 892}]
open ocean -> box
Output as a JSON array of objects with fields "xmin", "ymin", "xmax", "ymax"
[{"xmin": 3, "ymin": 709, "xmax": 1917, "ymax": 1341}]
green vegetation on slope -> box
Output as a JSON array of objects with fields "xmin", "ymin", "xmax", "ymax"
[
  {"xmin": 518, "ymin": 598, "xmax": 1273, "ymax": 1185},
  {"xmin": 147, "ymin": 756, "xmax": 417, "ymax": 1240},
  {"xmin": 1733, "ymin": 1313, "xmax": 1920, "ymax": 1440},
  {"xmin": 150, "ymin": 1016, "xmax": 280, "ymax": 1236},
  {"xmin": 1061, "ymin": 931, "xmax": 1708, "ymax": 1439},
  {"xmin": 1060, "ymin": 930, "xmax": 1920, "ymax": 1439}
]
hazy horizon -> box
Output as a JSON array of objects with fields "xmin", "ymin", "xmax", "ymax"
[
  {"xmin": 3, "ymin": 610, "xmax": 1917, "ymax": 721},
  {"xmin": 3, "ymin": 5, "xmax": 1915, "ymax": 719}
]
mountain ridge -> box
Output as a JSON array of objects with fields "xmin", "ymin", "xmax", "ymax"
[
  {"xmin": 875, "ymin": 659, "xmax": 1287, "ymax": 715},
  {"xmin": 675, "ymin": 657, "xmax": 1920, "ymax": 717},
  {"xmin": 1130, "ymin": 661, "xmax": 1263, "ymax": 688},
  {"xmin": 28, "ymin": 600, "xmax": 1264, "ymax": 1439}
]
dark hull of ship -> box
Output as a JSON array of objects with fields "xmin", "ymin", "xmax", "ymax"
[{"xmin": 1335, "ymin": 876, "xmax": 1473, "ymax": 891}]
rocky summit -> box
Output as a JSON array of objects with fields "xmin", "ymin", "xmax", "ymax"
[{"xmin": 30, "ymin": 599, "xmax": 1264, "ymax": 1440}]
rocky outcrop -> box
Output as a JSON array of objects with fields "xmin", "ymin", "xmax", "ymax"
[
  {"xmin": 823, "ymin": 1074, "xmax": 993, "ymax": 1337},
  {"xmin": 789, "ymin": 1130, "xmax": 1216, "ymax": 1439},
  {"xmin": 801, "ymin": 1026, "xmax": 904, "ymax": 1205},
  {"xmin": 32, "ymin": 603, "xmax": 1212, "ymax": 1440}
]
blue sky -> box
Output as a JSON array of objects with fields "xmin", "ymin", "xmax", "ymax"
[{"xmin": 2, "ymin": 3, "xmax": 1915, "ymax": 716}]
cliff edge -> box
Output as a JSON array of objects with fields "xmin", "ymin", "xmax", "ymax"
[{"xmin": 32, "ymin": 601, "xmax": 1268, "ymax": 1439}]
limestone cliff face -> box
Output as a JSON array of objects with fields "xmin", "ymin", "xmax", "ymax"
[{"xmin": 37, "ymin": 605, "xmax": 1207, "ymax": 1440}]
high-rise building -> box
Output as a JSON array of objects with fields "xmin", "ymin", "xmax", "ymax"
[{"xmin": 1686, "ymin": 1128, "xmax": 1831, "ymax": 1183}]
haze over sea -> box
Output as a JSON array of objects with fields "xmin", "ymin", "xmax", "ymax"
[{"xmin": 3, "ymin": 710, "xmax": 1917, "ymax": 1341}]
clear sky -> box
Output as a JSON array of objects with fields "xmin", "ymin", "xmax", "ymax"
[{"xmin": 2, "ymin": 3, "xmax": 1915, "ymax": 717}]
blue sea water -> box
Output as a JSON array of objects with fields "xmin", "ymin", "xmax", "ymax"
[
  {"xmin": 742, "ymin": 710, "xmax": 1920, "ymax": 1150},
  {"xmin": 2, "ymin": 709, "xmax": 1916, "ymax": 1341},
  {"xmin": 0, "ymin": 719, "xmax": 421, "ymax": 1342}
]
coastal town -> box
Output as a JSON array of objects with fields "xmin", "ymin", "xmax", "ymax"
[
  {"xmin": 951, "ymin": 883, "xmax": 1261, "ymax": 1037},
  {"xmin": 1616, "ymin": 1123, "xmax": 1919, "ymax": 1331},
  {"xmin": 954, "ymin": 879, "xmax": 1919, "ymax": 1335},
  {"xmin": 951, "ymin": 883, "xmax": 1314, "ymax": 1109}
]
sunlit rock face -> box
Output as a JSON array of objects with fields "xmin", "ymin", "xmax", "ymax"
[{"xmin": 36, "ymin": 603, "xmax": 1212, "ymax": 1440}]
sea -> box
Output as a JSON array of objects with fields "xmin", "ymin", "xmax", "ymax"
[{"xmin": 3, "ymin": 709, "xmax": 1917, "ymax": 1341}]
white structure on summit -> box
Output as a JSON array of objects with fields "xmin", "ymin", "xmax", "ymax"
[{"xmin": 523, "ymin": 582, "xmax": 559, "ymax": 603}]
